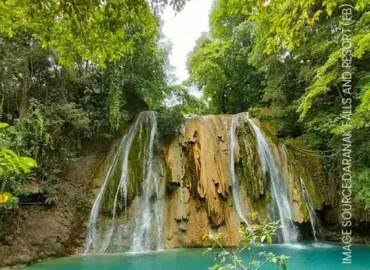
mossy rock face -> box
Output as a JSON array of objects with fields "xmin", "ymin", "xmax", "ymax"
[
  {"xmin": 235, "ymin": 120, "xmax": 265, "ymax": 201},
  {"xmin": 127, "ymin": 125, "xmax": 149, "ymax": 202},
  {"xmin": 165, "ymin": 162, "xmax": 179, "ymax": 194},
  {"xmin": 99, "ymin": 119, "xmax": 154, "ymax": 215},
  {"xmin": 282, "ymin": 137, "xmax": 327, "ymax": 208},
  {"xmin": 100, "ymin": 152, "xmax": 125, "ymax": 214},
  {"xmin": 94, "ymin": 139, "xmax": 126, "ymax": 214},
  {"xmin": 231, "ymin": 117, "xmax": 271, "ymax": 218},
  {"xmin": 287, "ymin": 147, "xmax": 325, "ymax": 209}
]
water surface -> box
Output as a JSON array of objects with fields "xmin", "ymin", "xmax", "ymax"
[{"xmin": 24, "ymin": 243, "xmax": 368, "ymax": 270}]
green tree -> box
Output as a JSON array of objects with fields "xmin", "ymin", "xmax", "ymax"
[
  {"xmin": 103, "ymin": 32, "xmax": 172, "ymax": 129},
  {"xmin": 187, "ymin": 21, "xmax": 264, "ymax": 114},
  {"xmin": 0, "ymin": 0, "xmax": 188, "ymax": 67}
]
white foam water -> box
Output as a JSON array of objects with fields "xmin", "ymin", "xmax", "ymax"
[
  {"xmin": 246, "ymin": 115, "xmax": 298, "ymax": 243},
  {"xmin": 83, "ymin": 112, "xmax": 164, "ymax": 254}
]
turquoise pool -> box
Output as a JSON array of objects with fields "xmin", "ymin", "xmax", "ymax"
[{"xmin": 24, "ymin": 243, "xmax": 368, "ymax": 270}]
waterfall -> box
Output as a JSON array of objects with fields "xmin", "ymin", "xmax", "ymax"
[
  {"xmin": 246, "ymin": 116, "xmax": 298, "ymax": 243},
  {"xmin": 131, "ymin": 112, "xmax": 161, "ymax": 251},
  {"xmin": 228, "ymin": 114, "xmax": 249, "ymax": 225},
  {"xmin": 83, "ymin": 111, "xmax": 164, "ymax": 254},
  {"xmin": 83, "ymin": 148, "xmax": 122, "ymax": 254},
  {"xmin": 299, "ymin": 177, "xmax": 324, "ymax": 241}
]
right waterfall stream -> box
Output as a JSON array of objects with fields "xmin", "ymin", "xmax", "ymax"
[
  {"xmin": 246, "ymin": 115, "xmax": 299, "ymax": 243},
  {"xmin": 300, "ymin": 177, "xmax": 324, "ymax": 241}
]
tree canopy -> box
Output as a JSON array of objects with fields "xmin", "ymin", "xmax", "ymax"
[{"xmin": 0, "ymin": 0, "xmax": 186, "ymax": 67}]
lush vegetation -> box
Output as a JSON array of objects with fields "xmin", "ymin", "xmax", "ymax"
[
  {"xmin": 187, "ymin": 0, "xmax": 370, "ymax": 213},
  {"xmin": 0, "ymin": 0, "xmax": 186, "ymax": 208},
  {"xmin": 0, "ymin": 123, "xmax": 37, "ymax": 208},
  {"xmin": 0, "ymin": 0, "xmax": 187, "ymax": 67}
]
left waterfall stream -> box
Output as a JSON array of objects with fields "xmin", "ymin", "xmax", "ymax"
[{"xmin": 84, "ymin": 111, "xmax": 165, "ymax": 254}]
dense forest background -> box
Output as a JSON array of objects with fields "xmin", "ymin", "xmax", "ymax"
[{"xmin": 0, "ymin": 0, "xmax": 370, "ymax": 219}]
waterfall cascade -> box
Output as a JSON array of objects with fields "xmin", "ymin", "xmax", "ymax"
[
  {"xmin": 84, "ymin": 112, "xmax": 325, "ymax": 252},
  {"xmin": 84, "ymin": 111, "xmax": 165, "ymax": 254},
  {"xmin": 299, "ymin": 177, "xmax": 324, "ymax": 241},
  {"xmin": 246, "ymin": 115, "xmax": 298, "ymax": 243}
]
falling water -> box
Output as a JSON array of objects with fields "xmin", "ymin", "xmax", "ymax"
[
  {"xmin": 83, "ymin": 147, "xmax": 122, "ymax": 254},
  {"xmin": 228, "ymin": 114, "xmax": 249, "ymax": 225},
  {"xmin": 246, "ymin": 115, "xmax": 298, "ymax": 243},
  {"xmin": 83, "ymin": 111, "xmax": 164, "ymax": 254},
  {"xmin": 299, "ymin": 177, "xmax": 324, "ymax": 241},
  {"xmin": 131, "ymin": 112, "xmax": 161, "ymax": 251}
]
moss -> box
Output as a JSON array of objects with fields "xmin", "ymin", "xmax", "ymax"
[
  {"xmin": 100, "ymin": 150, "xmax": 124, "ymax": 213},
  {"xmin": 291, "ymin": 172, "xmax": 310, "ymax": 221},
  {"xmin": 236, "ymin": 121, "xmax": 265, "ymax": 201},
  {"xmin": 283, "ymin": 137, "xmax": 327, "ymax": 207},
  {"xmin": 236, "ymin": 161, "xmax": 258, "ymax": 199},
  {"xmin": 156, "ymin": 110, "xmax": 185, "ymax": 145},
  {"xmin": 289, "ymin": 149, "xmax": 324, "ymax": 209},
  {"xmin": 250, "ymin": 194, "xmax": 270, "ymax": 221},
  {"xmin": 165, "ymin": 161, "xmax": 173, "ymax": 183},
  {"xmin": 99, "ymin": 120, "xmax": 154, "ymax": 215},
  {"xmin": 258, "ymin": 120, "xmax": 280, "ymax": 146},
  {"xmin": 127, "ymin": 124, "xmax": 149, "ymax": 202}
]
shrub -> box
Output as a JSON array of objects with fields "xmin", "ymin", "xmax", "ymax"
[{"xmin": 203, "ymin": 214, "xmax": 289, "ymax": 270}]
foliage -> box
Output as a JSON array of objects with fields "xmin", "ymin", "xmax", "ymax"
[
  {"xmin": 103, "ymin": 35, "xmax": 172, "ymax": 129},
  {"xmin": 237, "ymin": 0, "xmax": 369, "ymax": 56},
  {"xmin": 0, "ymin": 123, "xmax": 37, "ymax": 209},
  {"xmin": 156, "ymin": 109, "xmax": 185, "ymax": 145},
  {"xmin": 0, "ymin": 148, "xmax": 37, "ymax": 175},
  {"xmin": 187, "ymin": 20, "xmax": 264, "ymax": 114},
  {"xmin": 203, "ymin": 215, "xmax": 289, "ymax": 270},
  {"xmin": 157, "ymin": 84, "xmax": 209, "ymax": 145},
  {"xmin": 353, "ymin": 169, "xmax": 370, "ymax": 209},
  {"xmin": 166, "ymin": 85, "xmax": 208, "ymax": 115},
  {"xmin": 0, "ymin": 0, "xmax": 187, "ymax": 67}
]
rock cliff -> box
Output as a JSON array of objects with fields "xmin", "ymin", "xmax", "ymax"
[{"xmin": 164, "ymin": 114, "xmax": 325, "ymax": 247}]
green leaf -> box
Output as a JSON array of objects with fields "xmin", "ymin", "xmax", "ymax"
[
  {"xmin": 20, "ymin": 157, "xmax": 37, "ymax": 167},
  {"xmin": 0, "ymin": 123, "xmax": 9, "ymax": 129},
  {"xmin": 266, "ymin": 234, "xmax": 272, "ymax": 244}
]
